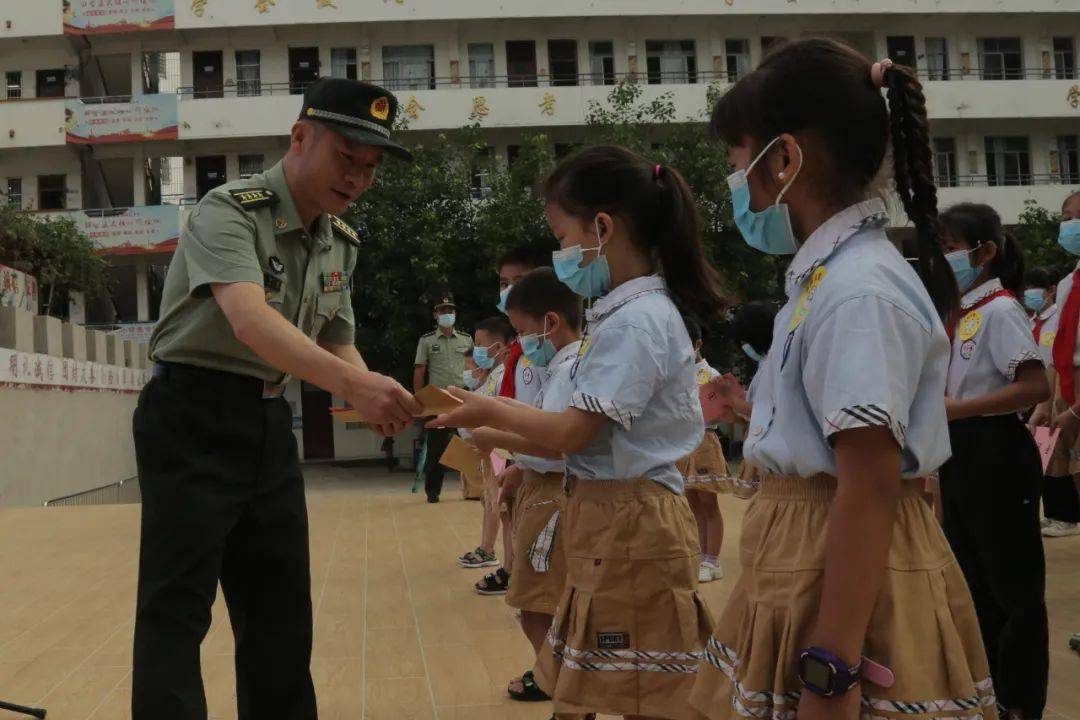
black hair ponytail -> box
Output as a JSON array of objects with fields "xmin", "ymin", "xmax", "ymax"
[
  {"xmin": 940, "ymin": 202, "xmax": 1024, "ymax": 296},
  {"xmin": 883, "ymin": 64, "xmax": 960, "ymax": 323},
  {"xmin": 543, "ymin": 145, "xmax": 726, "ymax": 323}
]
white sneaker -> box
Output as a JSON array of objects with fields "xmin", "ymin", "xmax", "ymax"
[
  {"xmin": 1041, "ymin": 517, "xmax": 1053, "ymax": 529},
  {"xmin": 1042, "ymin": 520, "xmax": 1080, "ymax": 538},
  {"xmin": 698, "ymin": 561, "xmax": 724, "ymax": 583}
]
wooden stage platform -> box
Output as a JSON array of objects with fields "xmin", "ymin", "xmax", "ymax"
[{"xmin": 1, "ymin": 468, "xmax": 1079, "ymax": 719}]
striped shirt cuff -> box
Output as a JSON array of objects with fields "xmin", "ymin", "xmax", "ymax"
[
  {"xmin": 1006, "ymin": 350, "xmax": 1042, "ymax": 381},
  {"xmin": 571, "ymin": 392, "xmax": 635, "ymax": 430},
  {"xmin": 823, "ymin": 404, "xmax": 907, "ymax": 447}
]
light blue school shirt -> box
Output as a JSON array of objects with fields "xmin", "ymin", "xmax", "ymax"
[
  {"xmin": 514, "ymin": 340, "xmax": 581, "ymax": 475},
  {"xmin": 565, "ymin": 275, "xmax": 703, "ymax": 493},
  {"xmin": 744, "ymin": 199, "xmax": 952, "ymax": 479}
]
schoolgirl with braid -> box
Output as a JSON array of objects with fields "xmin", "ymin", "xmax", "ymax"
[{"xmin": 689, "ymin": 40, "xmax": 998, "ymax": 720}]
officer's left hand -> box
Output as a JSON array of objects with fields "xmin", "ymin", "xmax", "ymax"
[{"xmin": 426, "ymin": 386, "xmax": 498, "ymax": 429}]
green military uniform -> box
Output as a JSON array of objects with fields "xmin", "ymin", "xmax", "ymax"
[
  {"xmin": 149, "ymin": 160, "xmax": 360, "ymax": 384},
  {"xmin": 133, "ymin": 77, "xmax": 413, "ymax": 720},
  {"xmin": 414, "ymin": 327, "xmax": 473, "ymax": 389}
]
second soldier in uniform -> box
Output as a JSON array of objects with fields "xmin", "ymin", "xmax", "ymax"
[{"xmin": 413, "ymin": 293, "xmax": 473, "ymax": 502}]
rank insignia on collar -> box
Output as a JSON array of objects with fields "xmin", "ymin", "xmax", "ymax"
[
  {"xmin": 228, "ymin": 188, "xmax": 279, "ymax": 208},
  {"xmin": 322, "ymin": 271, "xmax": 350, "ymax": 293},
  {"xmin": 269, "ymin": 256, "xmax": 285, "ymax": 274},
  {"xmin": 330, "ymin": 215, "xmax": 361, "ymax": 247}
]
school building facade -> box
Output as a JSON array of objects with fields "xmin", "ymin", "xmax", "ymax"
[{"xmin": 1, "ymin": 0, "xmax": 1078, "ymax": 465}]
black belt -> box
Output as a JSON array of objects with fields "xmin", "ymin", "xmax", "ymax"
[{"xmin": 152, "ymin": 362, "xmax": 287, "ymax": 399}]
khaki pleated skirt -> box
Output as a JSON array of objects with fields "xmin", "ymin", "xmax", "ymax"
[
  {"xmin": 506, "ymin": 469, "xmax": 568, "ymax": 615},
  {"xmin": 534, "ymin": 478, "xmax": 715, "ymax": 720},
  {"xmin": 679, "ymin": 432, "xmax": 735, "ymax": 495},
  {"xmin": 689, "ymin": 474, "xmax": 997, "ymax": 720}
]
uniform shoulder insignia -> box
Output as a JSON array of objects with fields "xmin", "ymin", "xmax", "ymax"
[
  {"xmin": 330, "ymin": 215, "xmax": 361, "ymax": 247},
  {"xmin": 228, "ymin": 188, "xmax": 279, "ymax": 209},
  {"xmin": 421, "ymin": 330, "xmax": 437, "ymax": 338}
]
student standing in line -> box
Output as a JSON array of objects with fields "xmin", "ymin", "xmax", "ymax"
[
  {"xmin": 457, "ymin": 316, "xmax": 515, "ymax": 569},
  {"xmin": 677, "ymin": 316, "xmax": 728, "ymax": 583},
  {"xmin": 938, "ymin": 202, "xmax": 1050, "ymax": 720},
  {"xmin": 1024, "ymin": 265, "xmax": 1080, "ymax": 537},
  {"xmin": 430, "ymin": 144, "xmax": 726, "ymax": 720},
  {"xmin": 688, "ymin": 40, "xmax": 997, "ymax": 720},
  {"xmin": 469, "ymin": 268, "xmax": 584, "ymax": 706}
]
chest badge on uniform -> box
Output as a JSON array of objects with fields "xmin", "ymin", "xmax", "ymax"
[
  {"xmin": 522, "ymin": 366, "xmax": 534, "ymax": 385},
  {"xmin": 961, "ymin": 339, "xmax": 977, "ymax": 360},
  {"xmin": 696, "ymin": 367, "xmax": 712, "ymax": 385},
  {"xmin": 321, "ymin": 271, "xmax": 350, "ymax": 293},
  {"xmin": 789, "ymin": 266, "xmax": 828, "ymax": 332},
  {"xmin": 275, "ymin": 218, "xmax": 288, "ymax": 230},
  {"xmin": 957, "ymin": 311, "xmax": 982, "ymax": 342},
  {"xmin": 269, "ymin": 256, "xmax": 285, "ymax": 274},
  {"xmin": 1042, "ymin": 331, "xmax": 1056, "ymax": 348}
]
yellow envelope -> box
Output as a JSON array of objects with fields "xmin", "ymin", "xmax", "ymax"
[
  {"xmin": 440, "ymin": 434, "xmax": 483, "ymax": 473},
  {"xmin": 415, "ymin": 385, "xmax": 463, "ymax": 417}
]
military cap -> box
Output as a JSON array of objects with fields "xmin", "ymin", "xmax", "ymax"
[
  {"xmin": 434, "ymin": 293, "xmax": 456, "ymax": 309},
  {"xmin": 298, "ymin": 77, "xmax": 414, "ymax": 161}
]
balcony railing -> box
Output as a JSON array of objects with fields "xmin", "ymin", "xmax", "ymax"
[
  {"xmin": 935, "ymin": 172, "xmax": 1080, "ymax": 187},
  {"xmin": 915, "ymin": 66, "xmax": 1078, "ymax": 81}
]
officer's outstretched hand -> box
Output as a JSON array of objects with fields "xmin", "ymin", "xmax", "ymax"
[{"xmin": 346, "ymin": 371, "xmax": 423, "ymax": 437}]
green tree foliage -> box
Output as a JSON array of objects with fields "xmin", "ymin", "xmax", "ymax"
[
  {"xmin": 0, "ymin": 202, "xmax": 111, "ymax": 318},
  {"xmin": 1013, "ymin": 198, "xmax": 1071, "ymax": 278}
]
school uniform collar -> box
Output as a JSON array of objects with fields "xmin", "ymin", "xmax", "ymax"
[
  {"xmin": 587, "ymin": 274, "xmax": 668, "ymax": 323},
  {"xmin": 551, "ymin": 340, "xmax": 582, "ymax": 368},
  {"xmin": 785, "ymin": 198, "xmax": 889, "ymax": 296},
  {"xmin": 961, "ymin": 277, "xmax": 1004, "ymax": 310},
  {"xmin": 1038, "ymin": 303, "xmax": 1058, "ymax": 321}
]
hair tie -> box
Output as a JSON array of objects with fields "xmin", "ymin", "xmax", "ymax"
[
  {"xmin": 653, "ymin": 164, "xmax": 663, "ymax": 179},
  {"xmin": 871, "ymin": 58, "xmax": 894, "ymax": 88}
]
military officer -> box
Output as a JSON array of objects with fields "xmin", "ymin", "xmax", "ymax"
[
  {"xmin": 131, "ymin": 77, "xmax": 422, "ymax": 720},
  {"xmin": 413, "ymin": 293, "xmax": 473, "ymax": 502}
]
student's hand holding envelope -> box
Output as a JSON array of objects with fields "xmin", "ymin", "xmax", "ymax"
[{"xmin": 425, "ymin": 385, "xmax": 499, "ymax": 429}]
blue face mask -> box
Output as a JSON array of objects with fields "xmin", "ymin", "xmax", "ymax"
[
  {"xmin": 552, "ymin": 219, "xmax": 611, "ymax": 298},
  {"xmin": 728, "ymin": 136, "xmax": 802, "ymax": 256},
  {"xmin": 462, "ymin": 368, "xmax": 481, "ymax": 390},
  {"xmin": 496, "ymin": 285, "xmax": 512, "ymax": 314},
  {"xmin": 1023, "ymin": 289, "xmax": 1048, "ymax": 313},
  {"xmin": 741, "ymin": 343, "xmax": 765, "ymax": 363},
  {"xmin": 520, "ymin": 319, "xmax": 557, "ymax": 367},
  {"xmin": 437, "ymin": 312, "xmax": 456, "ymax": 328},
  {"xmin": 946, "ymin": 248, "xmax": 981, "ymax": 293},
  {"xmin": 472, "ymin": 344, "xmax": 498, "ymax": 370},
  {"xmin": 1060, "ymin": 219, "xmax": 1080, "ymax": 256}
]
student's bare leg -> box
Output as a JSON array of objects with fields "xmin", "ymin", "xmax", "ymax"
[
  {"xmin": 479, "ymin": 503, "xmax": 499, "ymax": 555},
  {"xmin": 500, "ymin": 510, "xmax": 514, "ymax": 574}
]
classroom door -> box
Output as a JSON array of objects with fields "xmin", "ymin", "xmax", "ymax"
[
  {"xmin": 301, "ymin": 381, "xmax": 335, "ymax": 460},
  {"xmin": 289, "ymin": 47, "xmax": 320, "ymax": 94},
  {"xmin": 506, "ymin": 41, "xmax": 538, "ymax": 87},
  {"xmin": 195, "ymin": 155, "xmax": 227, "ymax": 200},
  {"xmin": 192, "ymin": 51, "xmax": 223, "ymax": 98},
  {"xmin": 887, "ymin": 36, "xmax": 918, "ymax": 71}
]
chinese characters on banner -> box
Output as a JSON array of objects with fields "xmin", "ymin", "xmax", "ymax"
[
  {"xmin": 63, "ymin": 0, "xmax": 176, "ymax": 35},
  {"xmin": 59, "ymin": 206, "xmax": 180, "ymax": 255},
  {"xmin": 109, "ymin": 323, "xmax": 156, "ymax": 342},
  {"xmin": 0, "ymin": 265, "xmax": 40, "ymax": 314},
  {"xmin": 65, "ymin": 95, "xmax": 179, "ymax": 145},
  {"xmin": 0, "ymin": 349, "xmax": 150, "ymax": 392}
]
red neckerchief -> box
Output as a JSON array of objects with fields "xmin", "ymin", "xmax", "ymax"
[
  {"xmin": 1054, "ymin": 270, "xmax": 1080, "ymax": 404},
  {"xmin": 1033, "ymin": 314, "xmax": 1047, "ymax": 344},
  {"xmin": 949, "ymin": 288, "xmax": 1016, "ymax": 343},
  {"xmin": 499, "ymin": 340, "xmax": 523, "ymax": 398}
]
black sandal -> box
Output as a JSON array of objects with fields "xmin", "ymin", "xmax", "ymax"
[
  {"xmin": 475, "ymin": 568, "xmax": 510, "ymax": 595},
  {"xmin": 508, "ymin": 670, "xmax": 550, "ymax": 702}
]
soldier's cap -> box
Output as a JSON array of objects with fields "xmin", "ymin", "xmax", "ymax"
[
  {"xmin": 434, "ymin": 294, "xmax": 456, "ymax": 309},
  {"xmin": 298, "ymin": 77, "xmax": 414, "ymax": 162}
]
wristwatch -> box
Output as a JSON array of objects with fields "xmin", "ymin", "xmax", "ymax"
[{"xmin": 797, "ymin": 646, "xmax": 861, "ymax": 698}]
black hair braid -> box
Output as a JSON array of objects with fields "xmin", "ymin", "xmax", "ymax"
[{"xmin": 885, "ymin": 65, "xmax": 959, "ymax": 323}]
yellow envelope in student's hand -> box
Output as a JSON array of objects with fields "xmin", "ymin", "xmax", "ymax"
[
  {"xmin": 440, "ymin": 434, "xmax": 483, "ymax": 473},
  {"xmin": 415, "ymin": 385, "xmax": 463, "ymax": 417}
]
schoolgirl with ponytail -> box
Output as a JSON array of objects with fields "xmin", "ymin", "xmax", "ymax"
[
  {"xmin": 690, "ymin": 39, "xmax": 998, "ymax": 720},
  {"xmin": 936, "ymin": 202, "xmax": 1049, "ymax": 720},
  {"xmin": 426, "ymin": 144, "xmax": 726, "ymax": 720}
]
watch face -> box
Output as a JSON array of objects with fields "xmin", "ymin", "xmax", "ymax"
[{"xmin": 799, "ymin": 654, "xmax": 834, "ymax": 693}]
